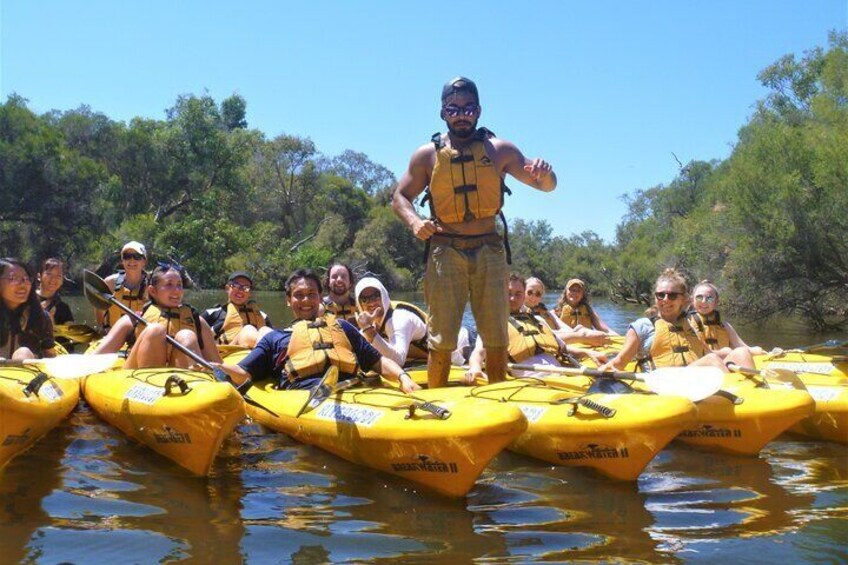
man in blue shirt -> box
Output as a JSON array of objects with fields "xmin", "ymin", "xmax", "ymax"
[{"xmin": 215, "ymin": 269, "xmax": 420, "ymax": 393}]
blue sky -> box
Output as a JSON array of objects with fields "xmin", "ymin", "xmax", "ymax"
[{"xmin": 2, "ymin": 1, "xmax": 845, "ymax": 241}]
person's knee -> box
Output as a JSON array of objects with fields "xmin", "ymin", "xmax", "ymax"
[
  {"xmin": 139, "ymin": 324, "xmax": 167, "ymax": 342},
  {"xmin": 12, "ymin": 347, "xmax": 36, "ymax": 360},
  {"xmin": 174, "ymin": 329, "xmax": 199, "ymax": 348}
]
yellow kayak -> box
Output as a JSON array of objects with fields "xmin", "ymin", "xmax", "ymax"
[
  {"xmin": 601, "ymin": 360, "xmax": 818, "ymax": 454},
  {"xmin": 53, "ymin": 323, "xmax": 100, "ymax": 345},
  {"xmin": 786, "ymin": 372, "xmax": 848, "ymax": 444},
  {"xmin": 403, "ymin": 367, "xmax": 696, "ymax": 481},
  {"xmin": 81, "ymin": 368, "xmax": 245, "ymax": 475},
  {"xmin": 754, "ymin": 350, "xmax": 848, "ymax": 382},
  {"xmin": 243, "ymin": 380, "xmax": 527, "ymax": 497},
  {"xmin": 671, "ymin": 372, "xmax": 815, "ymax": 454},
  {"xmin": 0, "ymin": 366, "xmax": 80, "ymax": 469}
]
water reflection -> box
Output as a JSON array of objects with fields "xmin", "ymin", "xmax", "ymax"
[
  {"xmin": 13, "ymin": 404, "xmax": 247, "ymax": 563},
  {"xmin": 0, "ymin": 416, "xmax": 72, "ymax": 563}
]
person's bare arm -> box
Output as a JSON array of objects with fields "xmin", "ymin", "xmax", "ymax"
[
  {"xmin": 495, "ymin": 139, "xmax": 557, "ymax": 191},
  {"xmin": 598, "ymin": 328, "xmax": 640, "ymax": 371},
  {"xmin": 392, "ymin": 144, "xmax": 442, "ymax": 240}
]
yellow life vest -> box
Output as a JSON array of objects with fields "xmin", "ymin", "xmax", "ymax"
[
  {"xmin": 279, "ymin": 316, "xmax": 359, "ymax": 383},
  {"xmin": 530, "ymin": 304, "xmax": 559, "ymax": 329},
  {"xmin": 322, "ymin": 295, "xmax": 357, "ymax": 323},
  {"xmin": 218, "ymin": 301, "xmax": 267, "ymax": 344},
  {"xmin": 380, "ymin": 300, "xmax": 430, "ymax": 362},
  {"xmin": 104, "ymin": 272, "xmax": 148, "ymax": 329},
  {"xmin": 427, "ymin": 129, "xmax": 506, "ymax": 224},
  {"xmin": 135, "ymin": 303, "xmax": 201, "ymax": 341},
  {"xmin": 558, "ymin": 303, "xmax": 593, "ymax": 329},
  {"xmin": 688, "ymin": 311, "xmax": 730, "ymax": 351},
  {"xmin": 647, "ymin": 315, "xmax": 707, "ymax": 368},
  {"xmin": 507, "ymin": 312, "xmax": 561, "ymax": 363}
]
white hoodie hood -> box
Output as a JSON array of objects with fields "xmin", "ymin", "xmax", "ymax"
[{"xmin": 354, "ymin": 276, "xmax": 390, "ymax": 325}]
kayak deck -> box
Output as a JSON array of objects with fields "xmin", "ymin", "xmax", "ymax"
[{"xmin": 244, "ymin": 381, "xmax": 527, "ymax": 497}]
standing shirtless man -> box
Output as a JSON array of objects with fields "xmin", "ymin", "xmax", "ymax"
[{"xmin": 393, "ymin": 76, "xmax": 557, "ymax": 388}]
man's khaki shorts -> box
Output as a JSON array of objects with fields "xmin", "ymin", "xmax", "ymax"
[{"xmin": 424, "ymin": 238, "xmax": 508, "ymax": 351}]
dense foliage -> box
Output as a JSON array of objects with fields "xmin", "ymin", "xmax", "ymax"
[{"xmin": 2, "ymin": 33, "xmax": 845, "ymax": 330}]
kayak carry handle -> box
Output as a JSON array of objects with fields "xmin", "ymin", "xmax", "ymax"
[{"xmin": 406, "ymin": 401, "xmax": 452, "ymax": 420}]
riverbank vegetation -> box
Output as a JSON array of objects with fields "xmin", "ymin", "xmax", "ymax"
[{"xmin": 2, "ymin": 33, "xmax": 845, "ymax": 330}]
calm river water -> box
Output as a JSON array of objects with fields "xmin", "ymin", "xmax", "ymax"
[{"xmin": 1, "ymin": 292, "xmax": 845, "ymax": 564}]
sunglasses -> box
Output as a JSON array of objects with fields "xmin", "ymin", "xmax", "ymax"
[
  {"xmin": 694, "ymin": 294, "xmax": 716, "ymax": 304},
  {"xmin": 443, "ymin": 103, "xmax": 479, "ymax": 118},
  {"xmin": 229, "ymin": 282, "xmax": 252, "ymax": 292},
  {"xmin": 526, "ymin": 290, "xmax": 543, "ymax": 297},
  {"xmin": 359, "ymin": 291, "xmax": 381, "ymax": 303},
  {"xmin": 122, "ymin": 252, "xmax": 145, "ymax": 261},
  {"xmin": 655, "ymin": 291, "xmax": 682, "ymax": 301}
]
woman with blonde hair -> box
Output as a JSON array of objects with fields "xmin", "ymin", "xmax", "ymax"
[{"xmin": 600, "ymin": 268, "xmax": 753, "ymax": 372}]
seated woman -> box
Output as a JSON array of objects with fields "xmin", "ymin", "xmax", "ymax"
[
  {"xmin": 202, "ymin": 271, "xmax": 273, "ymax": 348},
  {"xmin": 96, "ymin": 241, "xmax": 149, "ymax": 332},
  {"xmin": 353, "ymin": 276, "xmax": 471, "ymax": 367},
  {"xmin": 465, "ymin": 273, "xmax": 607, "ymax": 383},
  {"xmin": 525, "ymin": 276, "xmax": 607, "ymax": 346},
  {"xmin": 94, "ymin": 264, "xmax": 221, "ymax": 369},
  {"xmin": 1, "ymin": 258, "xmax": 56, "ymax": 360},
  {"xmin": 600, "ymin": 268, "xmax": 752, "ymax": 372},
  {"xmin": 37, "ymin": 257, "xmax": 74, "ymax": 325},
  {"xmin": 688, "ymin": 280, "xmax": 766, "ymax": 357},
  {"xmin": 555, "ymin": 278, "xmax": 618, "ymax": 335}
]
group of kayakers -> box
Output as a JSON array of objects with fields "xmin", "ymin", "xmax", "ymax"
[{"xmin": 2, "ymin": 75, "xmax": 772, "ymax": 392}]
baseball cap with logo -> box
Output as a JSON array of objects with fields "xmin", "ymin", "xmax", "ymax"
[{"xmin": 441, "ymin": 76, "xmax": 479, "ymax": 104}]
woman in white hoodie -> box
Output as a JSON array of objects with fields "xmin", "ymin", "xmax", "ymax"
[{"xmin": 354, "ymin": 276, "xmax": 470, "ymax": 368}]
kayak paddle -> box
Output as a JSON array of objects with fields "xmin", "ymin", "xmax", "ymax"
[
  {"xmin": 727, "ymin": 363, "xmax": 807, "ymax": 390},
  {"xmin": 508, "ymin": 363, "xmax": 723, "ymax": 402}
]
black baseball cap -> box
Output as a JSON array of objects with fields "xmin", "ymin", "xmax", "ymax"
[
  {"xmin": 441, "ymin": 76, "xmax": 479, "ymax": 104},
  {"xmin": 227, "ymin": 271, "xmax": 253, "ymax": 285}
]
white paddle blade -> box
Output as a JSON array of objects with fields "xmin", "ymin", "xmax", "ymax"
[
  {"xmin": 643, "ymin": 366, "xmax": 724, "ymax": 401},
  {"xmin": 28, "ymin": 353, "xmax": 122, "ymax": 379}
]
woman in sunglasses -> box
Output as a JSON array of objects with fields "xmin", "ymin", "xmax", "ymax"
[
  {"xmin": 94, "ymin": 264, "xmax": 221, "ymax": 368},
  {"xmin": 0, "ymin": 258, "xmax": 56, "ymax": 360},
  {"xmin": 95, "ymin": 240, "xmax": 149, "ymax": 332},
  {"xmin": 687, "ymin": 280, "xmax": 766, "ymax": 356},
  {"xmin": 600, "ymin": 268, "xmax": 753, "ymax": 372}
]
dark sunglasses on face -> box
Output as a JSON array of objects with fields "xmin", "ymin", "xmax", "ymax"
[
  {"xmin": 526, "ymin": 290, "xmax": 543, "ymax": 297},
  {"xmin": 123, "ymin": 253, "xmax": 145, "ymax": 261},
  {"xmin": 694, "ymin": 294, "xmax": 716, "ymax": 304},
  {"xmin": 443, "ymin": 103, "xmax": 479, "ymax": 118},
  {"xmin": 655, "ymin": 291, "xmax": 682, "ymax": 301},
  {"xmin": 359, "ymin": 291, "xmax": 381, "ymax": 303},
  {"xmin": 229, "ymin": 282, "xmax": 252, "ymax": 292}
]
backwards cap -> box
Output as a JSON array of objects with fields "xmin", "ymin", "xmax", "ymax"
[{"xmin": 441, "ymin": 76, "xmax": 479, "ymax": 104}]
